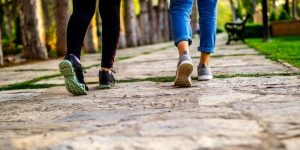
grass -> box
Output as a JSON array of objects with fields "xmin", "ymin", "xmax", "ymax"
[
  {"xmin": 0, "ymin": 83, "xmax": 61, "ymax": 91},
  {"xmin": 1, "ymin": 72, "xmax": 298, "ymax": 91},
  {"xmin": 2, "ymin": 38, "xmax": 300, "ymax": 91},
  {"xmin": 191, "ymin": 54, "xmax": 260, "ymax": 59},
  {"xmin": 0, "ymin": 74, "xmax": 62, "ymax": 91},
  {"xmin": 117, "ymin": 72, "xmax": 299, "ymax": 83},
  {"xmin": 87, "ymin": 72, "xmax": 299, "ymax": 84},
  {"xmin": 246, "ymin": 35, "xmax": 300, "ymax": 68},
  {"xmin": 0, "ymin": 45, "xmax": 172, "ymax": 91},
  {"xmin": 116, "ymin": 56, "xmax": 134, "ymax": 61}
]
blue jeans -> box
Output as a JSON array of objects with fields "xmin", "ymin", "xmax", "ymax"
[{"xmin": 170, "ymin": 0, "xmax": 218, "ymax": 53}]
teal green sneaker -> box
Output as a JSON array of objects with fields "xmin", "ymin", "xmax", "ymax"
[{"xmin": 59, "ymin": 54, "xmax": 88, "ymax": 95}]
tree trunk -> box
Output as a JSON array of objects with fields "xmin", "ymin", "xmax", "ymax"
[
  {"xmin": 95, "ymin": 10, "xmax": 103, "ymax": 50},
  {"xmin": 0, "ymin": 28, "xmax": 3, "ymax": 66},
  {"xmin": 41, "ymin": 0, "xmax": 54, "ymax": 50},
  {"xmin": 84, "ymin": 16, "xmax": 99, "ymax": 53},
  {"xmin": 119, "ymin": 1, "xmax": 127, "ymax": 48},
  {"xmin": 36, "ymin": 0, "xmax": 46, "ymax": 47},
  {"xmin": 156, "ymin": 2, "xmax": 163, "ymax": 43},
  {"xmin": 19, "ymin": 0, "xmax": 48, "ymax": 59},
  {"xmin": 124, "ymin": 0, "xmax": 138, "ymax": 47},
  {"xmin": 0, "ymin": 1, "xmax": 4, "ymax": 65},
  {"xmin": 191, "ymin": 0, "xmax": 198, "ymax": 37},
  {"xmin": 54, "ymin": 0, "xmax": 69, "ymax": 56},
  {"xmin": 133, "ymin": 0, "xmax": 143, "ymax": 46},
  {"xmin": 292, "ymin": 0, "xmax": 298, "ymax": 19},
  {"xmin": 161, "ymin": 0, "xmax": 170, "ymax": 41},
  {"xmin": 272, "ymin": 0, "xmax": 276, "ymax": 8},
  {"xmin": 148, "ymin": 0, "xmax": 159, "ymax": 43},
  {"xmin": 284, "ymin": 0, "xmax": 290, "ymax": 15},
  {"xmin": 41, "ymin": 0, "xmax": 51, "ymax": 31},
  {"xmin": 229, "ymin": 0, "xmax": 237, "ymax": 21},
  {"xmin": 3, "ymin": 0, "xmax": 13, "ymax": 38},
  {"xmin": 138, "ymin": 0, "xmax": 151, "ymax": 45}
]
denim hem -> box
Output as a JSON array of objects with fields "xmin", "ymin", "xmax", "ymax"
[
  {"xmin": 174, "ymin": 38, "xmax": 192, "ymax": 46},
  {"xmin": 197, "ymin": 46, "xmax": 214, "ymax": 54}
]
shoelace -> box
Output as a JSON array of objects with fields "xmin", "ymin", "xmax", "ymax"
[{"xmin": 75, "ymin": 66, "xmax": 87, "ymax": 84}]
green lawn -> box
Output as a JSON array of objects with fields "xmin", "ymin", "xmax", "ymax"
[{"xmin": 246, "ymin": 35, "xmax": 300, "ymax": 68}]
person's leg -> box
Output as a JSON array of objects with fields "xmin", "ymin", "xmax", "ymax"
[
  {"xmin": 98, "ymin": 0, "xmax": 121, "ymax": 89},
  {"xmin": 197, "ymin": 0, "xmax": 218, "ymax": 81},
  {"xmin": 170, "ymin": 0, "xmax": 194, "ymax": 57},
  {"xmin": 170, "ymin": 0, "xmax": 194, "ymax": 87},
  {"xmin": 98, "ymin": 0, "xmax": 121, "ymax": 70},
  {"xmin": 66, "ymin": 0, "xmax": 96, "ymax": 59},
  {"xmin": 59, "ymin": 0, "xmax": 96, "ymax": 95}
]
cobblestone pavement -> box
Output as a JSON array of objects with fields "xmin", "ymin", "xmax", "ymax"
[{"xmin": 0, "ymin": 34, "xmax": 299, "ymax": 150}]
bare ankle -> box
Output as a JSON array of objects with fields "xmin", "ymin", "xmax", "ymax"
[
  {"xmin": 200, "ymin": 52, "xmax": 211, "ymax": 65},
  {"xmin": 101, "ymin": 68, "xmax": 112, "ymax": 73}
]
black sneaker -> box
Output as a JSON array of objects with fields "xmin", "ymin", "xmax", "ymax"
[
  {"xmin": 99, "ymin": 70, "xmax": 116, "ymax": 89},
  {"xmin": 59, "ymin": 54, "xmax": 89, "ymax": 95}
]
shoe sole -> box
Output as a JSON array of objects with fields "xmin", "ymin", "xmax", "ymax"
[
  {"xmin": 174, "ymin": 61, "xmax": 193, "ymax": 87},
  {"xmin": 59, "ymin": 60, "xmax": 87, "ymax": 95},
  {"xmin": 198, "ymin": 75, "xmax": 213, "ymax": 81},
  {"xmin": 99, "ymin": 82, "xmax": 116, "ymax": 89},
  {"xmin": 99, "ymin": 84, "xmax": 112, "ymax": 89}
]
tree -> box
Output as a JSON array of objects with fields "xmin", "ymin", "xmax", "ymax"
[
  {"xmin": 159, "ymin": 0, "xmax": 170, "ymax": 42},
  {"xmin": 229, "ymin": 0, "xmax": 237, "ymax": 21},
  {"xmin": 284, "ymin": 0, "xmax": 290, "ymax": 15},
  {"xmin": 0, "ymin": 27, "xmax": 3, "ymax": 65},
  {"xmin": 191, "ymin": 0, "xmax": 198, "ymax": 37},
  {"xmin": 148, "ymin": 0, "xmax": 159, "ymax": 43},
  {"xmin": 84, "ymin": 16, "xmax": 99, "ymax": 53},
  {"xmin": 19, "ymin": 0, "xmax": 48, "ymax": 59},
  {"xmin": 0, "ymin": 1, "xmax": 4, "ymax": 65},
  {"xmin": 119, "ymin": 1, "xmax": 127, "ymax": 48},
  {"xmin": 54, "ymin": 0, "xmax": 69, "ymax": 56},
  {"xmin": 95, "ymin": 11, "xmax": 103, "ymax": 50},
  {"xmin": 2, "ymin": 0, "xmax": 14, "ymax": 39},
  {"xmin": 292, "ymin": 0, "xmax": 298, "ymax": 19},
  {"xmin": 138, "ymin": 0, "xmax": 151, "ymax": 45},
  {"xmin": 124, "ymin": 0, "xmax": 138, "ymax": 47},
  {"xmin": 241, "ymin": 0, "xmax": 257, "ymax": 22},
  {"xmin": 41, "ymin": 0, "xmax": 55, "ymax": 50}
]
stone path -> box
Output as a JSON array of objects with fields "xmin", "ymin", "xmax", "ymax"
[{"xmin": 0, "ymin": 34, "xmax": 300, "ymax": 150}]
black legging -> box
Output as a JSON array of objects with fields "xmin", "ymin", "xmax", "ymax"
[{"xmin": 67, "ymin": 0, "xmax": 121, "ymax": 68}]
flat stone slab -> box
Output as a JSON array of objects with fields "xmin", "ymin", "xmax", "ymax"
[
  {"xmin": 0, "ymin": 43, "xmax": 173, "ymax": 87},
  {"xmin": 36, "ymin": 53, "xmax": 293, "ymax": 85},
  {"xmin": 0, "ymin": 42, "xmax": 173, "ymax": 72},
  {"xmin": 1, "ymin": 34, "xmax": 299, "ymax": 150},
  {"xmin": 0, "ymin": 70, "xmax": 59, "ymax": 86},
  {"xmin": 0, "ymin": 35, "xmax": 278, "ymax": 87},
  {"xmin": 1, "ymin": 76, "xmax": 300, "ymax": 149},
  {"xmin": 0, "ymin": 89, "xmax": 46, "ymax": 103}
]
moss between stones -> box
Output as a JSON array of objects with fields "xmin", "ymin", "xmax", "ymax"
[
  {"xmin": 1, "ymin": 72, "xmax": 298, "ymax": 91},
  {"xmin": 88, "ymin": 72, "xmax": 299, "ymax": 84},
  {"xmin": 0, "ymin": 45, "xmax": 174, "ymax": 91},
  {"xmin": 0, "ymin": 83, "xmax": 61, "ymax": 91},
  {"xmin": 14, "ymin": 69, "xmax": 56, "ymax": 72},
  {"xmin": 0, "ymin": 74, "xmax": 62, "ymax": 91},
  {"xmin": 213, "ymin": 72, "xmax": 299, "ymax": 78},
  {"xmin": 191, "ymin": 54, "xmax": 261, "ymax": 59}
]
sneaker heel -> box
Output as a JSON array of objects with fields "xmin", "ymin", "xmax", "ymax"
[{"xmin": 59, "ymin": 60, "xmax": 74, "ymax": 76}]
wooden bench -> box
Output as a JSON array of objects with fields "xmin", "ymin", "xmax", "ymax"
[{"xmin": 225, "ymin": 14, "xmax": 251, "ymax": 45}]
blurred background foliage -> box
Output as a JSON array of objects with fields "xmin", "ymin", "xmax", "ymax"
[{"xmin": 0, "ymin": 0, "xmax": 299, "ymax": 66}]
